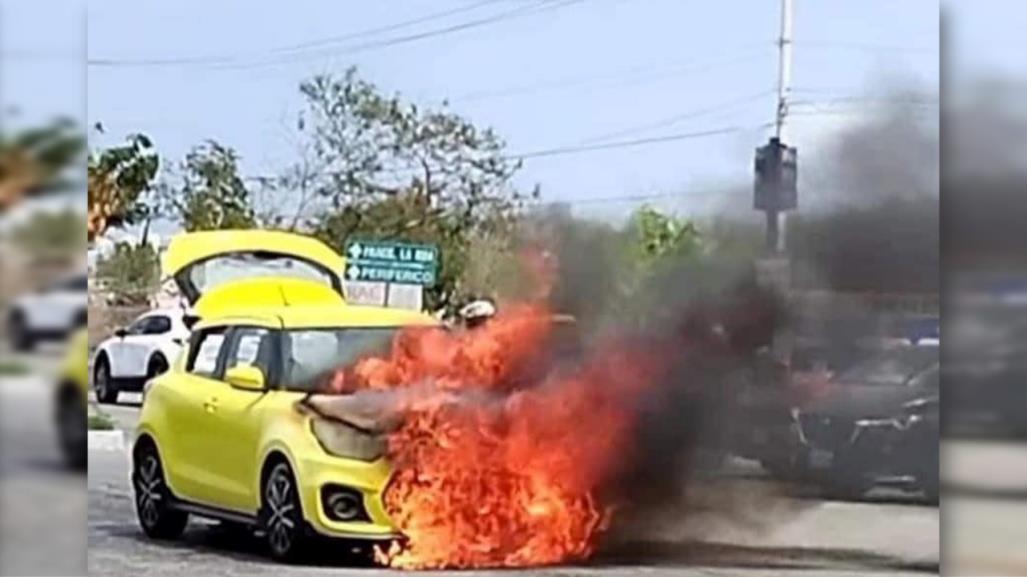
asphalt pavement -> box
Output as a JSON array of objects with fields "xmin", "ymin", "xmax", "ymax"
[
  {"xmin": 0, "ymin": 344, "xmax": 87, "ymax": 577},
  {"xmin": 87, "ymin": 397, "xmax": 940, "ymax": 577}
]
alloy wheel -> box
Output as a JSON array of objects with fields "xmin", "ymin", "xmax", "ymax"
[
  {"xmin": 136, "ymin": 454, "xmax": 163, "ymax": 529},
  {"xmin": 266, "ymin": 466, "xmax": 297, "ymax": 555}
]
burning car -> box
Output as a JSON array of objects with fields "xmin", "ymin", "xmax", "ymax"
[{"xmin": 132, "ymin": 230, "xmax": 438, "ymax": 561}]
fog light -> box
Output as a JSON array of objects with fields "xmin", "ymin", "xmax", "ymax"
[{"xmin": 321, "ymin": 485, "xmax": 370, "ymax": 522}]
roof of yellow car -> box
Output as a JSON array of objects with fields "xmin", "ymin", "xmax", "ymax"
[
  {"xmin": 199, "ymin": 303, "xmax": 439, "ymax": 330},
  {"xmin": 162, "ymin": 229, "xmax": 345, "ymax": 278}
]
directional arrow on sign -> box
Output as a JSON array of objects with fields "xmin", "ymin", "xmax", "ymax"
[
  {"xmin": 346, "ymin": 265, "xmax": 361, "ymax": 280},
  {"xmin": 347, "ymin": 243, "xmax": 363, "ymax": 259}
]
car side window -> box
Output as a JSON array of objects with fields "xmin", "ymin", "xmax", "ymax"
[
  {"xmin": 127, "ymin": 317, "xmax": 150, "ymax": 336},
  {"xmin": 187, "ymin": 328, "xmax": 228, "ymax": 378},
  {"xmin": 141, "ymin": 316, "xmax": 172, "ymax": 335},
  {"xmin": 224, "ymin": 327, "xmax": 274, "ymax": 378}
]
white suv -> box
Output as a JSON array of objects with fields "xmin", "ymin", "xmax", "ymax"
[
  {"xmin": 7, "ymin": 274, "xmax": 88, "ymax": 351},
  {"xmin": 91, "ymin": 308, "xmax": 190, "ymax": 404}
]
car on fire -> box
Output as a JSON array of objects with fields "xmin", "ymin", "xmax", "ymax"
[
  {"xmin": 132, "ymin": 230, "xmax": 438, "ymax": 561},
  {"xmin": 787, "ymin": 347, "xmax": 940, "ymax": 500}
]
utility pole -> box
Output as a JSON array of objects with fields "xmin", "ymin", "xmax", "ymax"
[
  {"xmin": 770, "ymin": 0, "xmax": 793, "ymax": 254},
  {"xmin": 753, "ymin": 0, "xmax": 798, "ymax": 367}
]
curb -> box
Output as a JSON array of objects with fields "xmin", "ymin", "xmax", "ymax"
[{"xmin": 88, "ymin": 430, "xmax": 126, "ymax": 452}]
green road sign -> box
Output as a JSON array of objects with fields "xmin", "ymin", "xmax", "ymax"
[{"xmin": 344, "ymin": 239, "xmax": 439, "ymax": 287}]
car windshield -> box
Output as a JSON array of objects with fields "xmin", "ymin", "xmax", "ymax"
[
  {"xmin": 279, "ymin": 327, "xmax": 401, "ymax": 391},
  {"xmin": 188, "ymin": 253, "xmax": 334, "ymax": 296},
  {"xmin": 838, "ymin": 347, "xmax": 940, "ymax": 387}
]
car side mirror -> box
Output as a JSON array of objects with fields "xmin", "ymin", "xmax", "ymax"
[
  {"xmin": 225, "ymin": 364, "xmax": 265, "ymax": 391},
  {"xmin": 114, "ymin": 328, "xmax": 128, "ymax": 339},
  {"xmin": 183, "ymin": 313, "xmax": 200, "ymax": 330}
]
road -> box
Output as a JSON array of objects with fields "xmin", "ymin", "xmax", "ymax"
[
  {"xmin": 0, "ymin": 344, "xmax": 87, "ymax": 577},
  {"xmin": 88, "ymin": 397, "xmax": 939, "ymax": 577}
]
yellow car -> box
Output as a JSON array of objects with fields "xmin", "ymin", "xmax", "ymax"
[
  {"xmin": 133, "ymin": 230, "xmax": 436, "ymax": 561},
  {"xmin": 55, "ymin": 328, "xmax": 89, "ymax": 469}
]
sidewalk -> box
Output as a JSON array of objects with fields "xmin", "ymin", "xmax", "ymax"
[{"xmin": 944, "ymin": 440, "xmax": 1027, "ymax": 495}]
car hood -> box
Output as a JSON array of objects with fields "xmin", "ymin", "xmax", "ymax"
[
  {"xmin": 802, "ymin": 383, "xmax": 927, "ymax": 420},
  {"xmin": 299, "ymin": 393, "xmax": 404, "ymax": 435},
  {"xmin": 162, "ymin": 229, "xmax": 346, "ymax": 306}
]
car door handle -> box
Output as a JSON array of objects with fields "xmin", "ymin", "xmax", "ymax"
[{"xmin": 203, "ymin": 397, "xmax": 219, "ymax": 413}]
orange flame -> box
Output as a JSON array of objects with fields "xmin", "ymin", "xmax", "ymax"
[{"xmin": 334, "ymin": 305, "xmax": 675, "ymax": 569}]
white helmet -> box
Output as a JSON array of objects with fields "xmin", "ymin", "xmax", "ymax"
[{"xmin": 459, "ymin": 299, "xmax": 497, "ymax": 322}]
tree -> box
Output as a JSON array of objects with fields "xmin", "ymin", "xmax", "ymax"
[
  {"xmin": 87, "ymin": 133, "xmax": 159, "ymax": 242},
  {"xmin": 11, "ymin": 208, "xmax": 86, "ymax": 265},
  {"xmin": 94, "ymin": 242, "xmax": 160, "ymax": 306},
  {"xmin": 293, "ymin": 69, "xmax": 531, "ymax": 310},
  {"xmin": 0, "ymin": 118, "xmax": 84, "ymax": 213},
  {"xmin": 164, "ymin": 140, "xmax": 256, "ymax": 231}
]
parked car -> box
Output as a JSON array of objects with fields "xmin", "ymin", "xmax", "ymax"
[
  {"xmin": 790, "ymin": 354, "xmax": 940, "ymax": 500},
  {"xmin": 7, "ymin": 273, "xmax": 87, "ymax": 351},
  {"xmin": 92, "ymin": 308, "xmax": 191, "ymax": 404},
  {"xmin": 945, "ymin": 302, "xmax": 1027, "ymax": 437}
]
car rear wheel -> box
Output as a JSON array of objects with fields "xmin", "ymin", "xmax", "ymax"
[
  {"xmin": 8, "ymin": 312, "xmax": 35, "ymax": 352},
  {"xmin": 262, "ymin": 461, "xmax": 309, "ymax": 563},
  {"xmin": 93, "ymin": 356, "xmax": 118, "ymax": 404},
  {"xmin": 55, "ymin": 385, "xmax": 86, "ymax": 470},
  {"xmin": 133, "ymin": 442, "xmax": 188, "ymax": 539}
]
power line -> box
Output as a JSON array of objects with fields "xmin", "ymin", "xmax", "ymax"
[
  {"xmin": 88, "ymin": 0, "xmax": 580, "ymax": 70},
  {"xmin": 535, "ymin": 188, "xmax": 731, "ymax": 207},
  {"xmin": 449, "ymin": 46, "xmax": 772, "ymax": 104},
  {"xmin": 575, "ymin": 88, "xmax": 775, "ymax": 145},
  {"xmin": 795, "ymin": 41, "xmax": 936, "ymax": 55},
  {"xmin": 507, "ymin": 124, "xmax": 766, "ymax": 160},
  {"xmin": 269, "ymin": 0, "xmax": 508, "ymax": 55}
]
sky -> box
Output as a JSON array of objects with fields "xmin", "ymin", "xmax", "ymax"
[{"xmin": 0, "ymin": 0, "xmax": 977, "ymax": 227}]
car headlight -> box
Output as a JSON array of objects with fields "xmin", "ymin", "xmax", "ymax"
[{"xmin": 310, "ymin": 418, "xmax": 387, "ymax": 462}]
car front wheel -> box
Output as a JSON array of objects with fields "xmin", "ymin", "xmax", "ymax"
[
  {"xmin": 93, "ymin": 356, "xmax": 118, "ymax": 404},
  {"xmin": 262, "ymin": 461, "xmax": 309, "ymax": 562},
  {"xmin": 133, "ymin": 441, "xmax": 188, "ymax": 539}
]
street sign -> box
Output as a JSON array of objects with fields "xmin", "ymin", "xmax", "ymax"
[
  {"xmin": 342, "ymin": 280, "xmax": 387, "ymax": 306},
  {"xmin": 386, "ymin": 283, "xmax": 424, "ymax": 311},
  {"xmin": 344, "ymin": 239, "xmax": 439, "ymax": 287}
]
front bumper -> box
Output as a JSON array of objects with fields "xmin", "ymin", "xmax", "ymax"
[
  {"xmin": 795, "ymin": 413, "xmax": 928, "ymax": 481},
  {"xmin": 293, "ymin": 450, "xmax": 400, "ymax": 541}
]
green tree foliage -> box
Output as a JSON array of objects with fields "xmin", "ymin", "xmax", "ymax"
[
  {"xmin": 0, "ymin": 117, "xmax": 84, "ymax": 213},
  {"xmin": 294, "ymin": 69, "xmax": 530, "ymax": 310},
  {"xmin": 87, "ymin": 133, "xmax": 159, "ymax": 241},
  {"xmin": 94, "ymin": 242, "xmax": 160, "ymax": 306},
  {"xmin": 539, "ymin": 204, "xmax": 706, "ymax": 328},
  {"xmin": 11, "ymin": 208, "xmax": 86, "ymax": 264},
  {"xmin": 165, "ymin": 140, "xmax": 256, "ymax": 231}
]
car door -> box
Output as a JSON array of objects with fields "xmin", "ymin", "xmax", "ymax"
[
  {"xmin": 106, "ymin": 316, "xmax": 150, "ymax": 378},
  {"xmin": 161, "ymin": 325, "xmax": 231, "ymax": 503},
  {"xmin": 203, "ymin": 325, "xmax": 277, "ymax": 512},
  {"xmin": 122, "ymin": 315, "xmax": 174, "ymax": 377}
]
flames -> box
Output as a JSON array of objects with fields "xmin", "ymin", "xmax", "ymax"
[{"xmin": 326, "ymin": 304, "xmax": 677, "ymax": 569}]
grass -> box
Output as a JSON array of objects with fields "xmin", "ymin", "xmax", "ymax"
[
  {"xmin": 88, "ymin": 412, "xmax": 116, "ymax": 431},
  {"xmin": 0, "ymin": 360, "xmax": 29, "ymax": 376}
]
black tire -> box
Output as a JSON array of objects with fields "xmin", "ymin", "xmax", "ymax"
[
  {"xmin": 261, "ymin": 460, "xmax": 309, "ymax": 563},
  {"xmin": 133, "ymin": 440, "xmax": 188, "ymax": 540},
  {"xmin": 147, "ymin": 355, "xmax": 169, "ymax": 380},
  {"xmin": 93, "ymin": 355, "xmax": 119, "ymax": 404},
  {"xmin": 55, "ymin": 385, "xmax": 86, "ymax": 470},
  {"xmin": 9, "ymin": 311, "xmax": 35, "ymax": 352}
]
